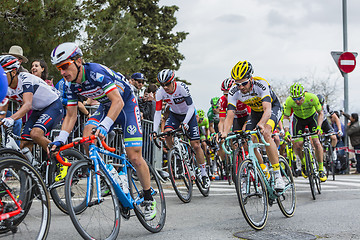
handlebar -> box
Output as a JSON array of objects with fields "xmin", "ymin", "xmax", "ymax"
[{"xmin": 55, "ymin": 135, "xmax": 115, "ymax": 166}]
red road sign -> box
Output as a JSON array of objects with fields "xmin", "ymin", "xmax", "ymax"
[{"xmin": 338, "ymin": 52, "xmax": 356, "ymax": 73}]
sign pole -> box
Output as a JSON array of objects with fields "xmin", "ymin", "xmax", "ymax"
[{"xmin": 342, "ymin": 0, "xmax": 350, "ymax": 173}]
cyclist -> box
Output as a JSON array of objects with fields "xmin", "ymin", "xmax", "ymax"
[
  {"xmin": 0, "ymin": 54, "xmax": 64, "ymax": 159},
  {"xmin": 207, "ymin": 97, "xmax": 220, "ymax": 135},
  {"xmin": 317, "ymin": 94, "xmax": 343, "ymax": 161},
  {"xmin": 283, "ymin": 83, "xmax": 327, "ymax": 182},
  {"xmin": 0, "ymin": 67, "xmax": 7, "ymax": 102},
  {"xmin": 220, "ymin": 61, "xmax": 285, "ymax": 190},
  {"xmin": 197, "ymin": 109, "xmax": 214, "ymax": 175},
  {"xmin": 48, "ymin": 42, "xmax": 156, "ymax": 220},
  {"xmin": 152, "ymin": 69, "xmax": 210, "ymax": 188}
]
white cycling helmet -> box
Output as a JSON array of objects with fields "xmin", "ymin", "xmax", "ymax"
[{"xmin": 51, "ymin": 42, "xmax": 83, "ymax": 65}]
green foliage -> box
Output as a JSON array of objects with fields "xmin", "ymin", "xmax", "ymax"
[{"xmin": 0, "ymin": 0, "xmax": 187, "ymax": 84}]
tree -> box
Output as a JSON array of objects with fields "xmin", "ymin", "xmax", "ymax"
[
  {"xmin": 0, "ymin": 0, "xmax": 83, "ymax": 80},
  {"xmin": 123, "ymin": 0, "xmax": 189, "ymax": 83}
]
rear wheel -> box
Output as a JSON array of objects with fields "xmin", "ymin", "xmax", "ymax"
[
  {"xmin": 277, "ymin": 156, "xmax": 296, "ymax": 217},
  {"xmin": 129, "ymin": 163, "xmax": 166, "ymax": 233},
  {"xmin": 167, "ymin": 148, "xmax": 192, "ymax": 203},
  {"xmin": 236, "ymin": 159, "xmax": 268, "ymax": 230},
  {"xmin": 49, "ymin": 148, "xmax": 86, "ymax": 214}
]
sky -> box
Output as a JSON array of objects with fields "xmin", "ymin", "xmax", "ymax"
[{"xmin": 159, "ymin": 0, "xmax": 360, "ymax": 114}]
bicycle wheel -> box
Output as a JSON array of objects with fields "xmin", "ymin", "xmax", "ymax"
[
  {"xmin": 129, "ymin": 163, "xmax": 166, "ymax": 233},
  {"xmin": 167, "ymin": 148, "xmax": 192, "ymax": 203},
  {"xmin": 0, "ymin": 148, "xmax": 27, "ymax": 160},
  {"xmin": 215, "ymin": 155, "xmax": 225, "ymax": 180},
  {"xmin": 0, "ymin": 156, "xmax": 51, "ymax": 239},
  {"xmin": 277, "ymin": 156, "xmax": 296, "ymax": 217},
  {"xmin": 313, "ymin": 159, "xmax": 321, "ymax": 194},
  {"xmin": 304, "ymin": 148, "xmax": 316, "ymax": 200},
  {"xmin": 329, "ymin": 146, "xmax": 335, "ymax": 181},
  {"xmin": 225, "ymin": 154, "xmax": 232, "ymax": 185},
  {"xmin": 65, "ymin": 159, "xmax": 120, "ymax": 240},
  {"xmin": 232, "ymin": 148, "xmax": 243, "ymax": 185},
  {"xmin": 49, "ymin": 148, "xmax": 86, "ymax": 214},
  {"xmin": 236, "ymin": 159, "xmax": 268, "ymax": 230}
]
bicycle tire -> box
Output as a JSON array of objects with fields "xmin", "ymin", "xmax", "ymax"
[
  {"xmin": 329, "ymin": 145, "xmax": 335, "ymax": 181},
  {"xmin": 304, "ymin": 148, "xmax": 316, "ymax": 200},
  {"xmin": 0, "ymin": 156, "xmax": 51, "ymax": 239},
  {"xmin": 225, "ymin": 154, "xmax": 232, "ymax": 185},
  {"xmin": 324, "ymin": 150, "xmax": 330, "ymax": 178},
  {"xmin": 277, "ymin": 156, "xmax": 296, "ymax": 217},
  {"xmin": 313, "ymin": 159, "xmax": 321, "ymax": 194},
  {"xmin": 130, "ymin": 163, "xmax": 166, "ymax": 233},
  {"xmin": 236, "ymin": 159, "xmax": 268, "ymax": 230},
  {"xmin": 65, "ymin": 159, "xmax": 120, "ymax": 240},
  {"xmin": 167, "ymin": 148, "xmax": 192, "ymax": 203},
  {"xmin": 215, "ymin": 155, "xmax": 224, "ymax": 180},
  {"xmin": 49, "ymin": 148, "xmax": 86, "ymax": 214},
  {"xmin": 232, "ymin": 148, "xmax": 243, "ymax": 186}
]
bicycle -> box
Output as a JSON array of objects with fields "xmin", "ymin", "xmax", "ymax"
[
  {"xmin": 0, "ymin": 125, "xmax": 84, "ymax": 214},
  {"xmin": 320, "ymin": 132, "xmax": 337, "ymax": 181},
  {"xmin": 207, "ymin": 137, "xmax": 225, "ymax": 180},
  {"xmin": 294, "ymin": 129, "xmax": 321, "ymax": 200},
  {"xmin": 153, "ymin": 126, "xmax": 210, "ymax": 203},
  {"xmin": 222, "ymin": 131, "xmax": 246, "ymax": 186},
  {"xmin": 0, "ymin": 156, "xmax": 51, "ymax": 239},
  {"xmin": 223, "ymin": 129, "xmax": 296, "ymax": 230},
  {"xmin": 284, "ymin": 138, "xmax": 301, "ymax": 177},
  {"xmin": 63, "ymin": 134, "xmax": 166, "ymax": 240}
]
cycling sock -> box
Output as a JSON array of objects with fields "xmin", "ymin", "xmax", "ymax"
[
  {"xmin": 143, "ymin": 188, "xmax": 153, "ymax": 201},
  {"xmin": 200, "ymin": 163, "xmax": 207, "ymax": 176},
  {"xmin": 318, "ymin": 162, "xmax": 324, "ymax": 171}
]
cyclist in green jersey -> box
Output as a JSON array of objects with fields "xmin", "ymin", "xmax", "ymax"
[
  {"xmin": 207, "ymin": 97, "xmax": 220, "ymax": 135},
  {"xmin": 283, "ymin": 82, "xmax": 326, "ymax": 182}
]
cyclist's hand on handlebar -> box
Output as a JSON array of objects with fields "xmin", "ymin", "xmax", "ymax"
[
  {"xmin": 95, "ymin": 125, "xmax": 108, "ymax": 141},
  {"xmin": 316, "ymin": 126, "xmax": 322, "ymax": 135},
  {"xmin": 150, "ymin": 131, "xmax": 157, "ymax": 141},
  {"xmin": 284, "ymin": 131, "xmax": 292, "ymax": 142},
  {"xmin": 181, "ymin": 122, "xmax": 189, "ymax": 131},
  {"xmin": 256, "ymin": 123, "xmax": 265, "ymax": 134},
  {"xmin": 337, "ymin": 130, "xmax": 343, "ymax": 137},
  {"xmin": 48, "ymin": 141, "xmax": 64, "ymax": 155},
  {"xmin": 1, "ymin": 117, "xmax": 14, "ymax": 128}
]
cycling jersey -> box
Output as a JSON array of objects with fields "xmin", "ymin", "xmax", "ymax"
[
  {"xmin": 284, "ymin": 92, "xmax": 322, "ymax": 119},
  {"xmin": 65, "ymin": 63, "xmax": 142, "ymax": 147},
  {"xmin": 228, "ymin": 77, "xmax": 279, "ymax": 112},
  {"xmin": 5, "ymin": 72, "xmax": 59, "ymax": 111},
  {"xmin": 207, "ymin": 107, "xmax": 219, "ymax": 124},
  {"xmin": 198, "ymin": 117, "xmax": 209, "ymax": 130},
  {"xmin": 219, "ymin": 95, "xmax": 250, "ymax": 118},
  {"xmin": 153, "ymin": 81, "xmax": 195, "ymax": 133}
]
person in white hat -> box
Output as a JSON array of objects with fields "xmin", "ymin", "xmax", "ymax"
[{"xmin": 3, "ymin": 45, "xmax": 29, "ymax": 72}]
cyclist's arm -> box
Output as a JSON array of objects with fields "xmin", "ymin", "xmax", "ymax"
[
  {"xmin": 105, "ymin": 89, "xmax": 123, "ymax": 121},
  {"xmin": 8, "ymin": 92, "xmax": 33, "ymax": 121},
  {"xmin": 317, "ymin": 109, "xmax": 324, "ymax": 127},
  {"xmin": 223, "ymin": 109, "xmax": 235, "ymax": 136},
  {"xmin": 258, "ymin": 100, "xmax": 271, "ymax": 128},
  {"xmin": 331, "ymin": 112, "xmax": 342, "ymax": 132},
  {"xmin": 209, "ymin": 122, "xmax": 215, "ymax": 134}
]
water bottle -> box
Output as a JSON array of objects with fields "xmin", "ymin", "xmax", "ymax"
[
  {"xmin": 21, "ymin": 147, "xmax": 36, "ymax": 165},
  {"xmin": 118, "ymin": 171, "xmax": 129, "ymax": 194},
  {"xmin": 260, "ymin": 163, "xmax": 270, "ymax": 180},
  {"xmin": 107, "ymin": 164, "xmax": 122, "ymax": 186}
]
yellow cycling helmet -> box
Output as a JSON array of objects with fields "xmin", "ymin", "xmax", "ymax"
[{"xmin": 231, "ymin": 60, "xmax": 253, "ymax": 80}]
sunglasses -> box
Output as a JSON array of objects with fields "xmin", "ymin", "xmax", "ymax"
[
  {"xmin": 292, "ymin": 97, "xmax": 302, "ymax": 101},
  {"xmin": 212, "ymin": 105, "xmax": 220, "ymax": 109},
  {"xmin": 199, "ymin": 118, "xmax": 204, "ymax": 121},
  {"xmin": 4, "ymin": 69, "xmax": 13, "ymax": 74},
  {"xmin": 136, "ymin": 79, "xmax": 144, "ymax": 84},
  {"xmin": 56, "ymin": 60, "xmax": 74, "ymax": 71},
  {"xmin": 161, "ymin": 81, "xmax": 172, "ymax": 87},
  {"xmin": 236, "ymin": 79, "xmax": 250, "ymax": 87}
]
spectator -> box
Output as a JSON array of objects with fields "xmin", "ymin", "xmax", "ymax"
[
  {"xmin": 345, "ymin": 112, "xmax": 360, "ymax": 174},
  {"xmin": 31, "ymin": 59, "xmax": 48, "ymax": 80},
  {"xmin": 139, "ymin": 84, "xmax": 157, "ymax": 121},
  {"xmin": 331, "ymin": 111, "xmax": 346, "ymax": 172},
  {"xmin": 2, "ymin": 45, "xmax": 29, "ymax": 72},
  {"xmin": 130, "ymin": 72, "xmax": 146, "ymax": 100}
]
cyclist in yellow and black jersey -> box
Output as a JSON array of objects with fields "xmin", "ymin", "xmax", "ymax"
[{"xmin": 220, "ymin": 60, "xmax": 284, "ymax": 190}]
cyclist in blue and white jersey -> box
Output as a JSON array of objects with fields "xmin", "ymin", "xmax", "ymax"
[
  {"xmin": 152, "ymin": 69, "xmax": 210, "ymax": 188},
  {"xmin": 0, "ymin": 55, "xmax": 63, "ymax": 154},
  {"xmin": 49, "ymin": 42, "xmax": 156, "ymax": 220}
]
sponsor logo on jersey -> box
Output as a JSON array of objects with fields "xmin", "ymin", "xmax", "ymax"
[
  {"xmin": 254, "ymin": 81, "xmax": 266, "ymax": 91},
  {"xmin": 37, "ymin": 114, "xmax": 52, "ymax": 125},
  {"xmin": 229, "ymin": 86, "xmax": 238, "ymax": 96},
  {"xmin": 95, "ymin": 73, "xmax": 104, "ymax": 82},
  {"xmin": 173, "ymin": 97, "xmax": 185, "ymax": 104},
  {"xmin": 127, "ymin": 125, "xmax": 137, "ymax": 135}
]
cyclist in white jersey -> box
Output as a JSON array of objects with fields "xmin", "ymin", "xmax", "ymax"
[
  {"xmin": 152, "ymin": 69, "xmax": 210, "ymax": 188},
  {"xmin": 0, "ymin": 55, "xmax": 63, "ymax": 153}
]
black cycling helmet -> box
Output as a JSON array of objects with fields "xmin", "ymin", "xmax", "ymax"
[{"xmin": 316, "ymin": 94, "xmax": 325, "ymax": 106}]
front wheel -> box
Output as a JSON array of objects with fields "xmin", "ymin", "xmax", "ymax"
[
  {"xmin": 277, "ymin": 156, "xmax": 296, "ymax": 217},
  {"xmin": 236, "ymin": 159, "xmax": 268, "ymax": 230},
  {"xmin": 0, "ymin": 156, "xmax": 51, "ymax": 239},
  {"xmin": 65, "ymin": 160, "xmax": 121, "ymax": 240},
  {"xmin": 129, "ymin": 163, "xmax": 166, "ymax": 233},
  {"xmin": 167, "ymin": 148, "xmax": 193, "ymax": 203}
]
